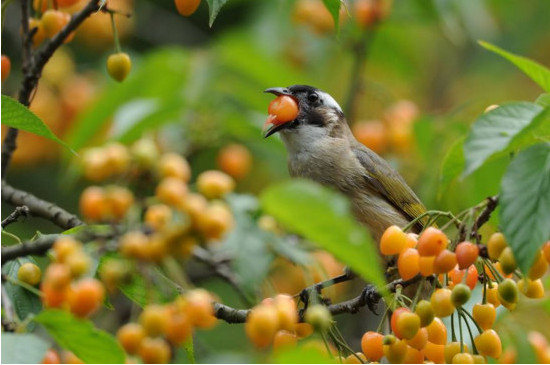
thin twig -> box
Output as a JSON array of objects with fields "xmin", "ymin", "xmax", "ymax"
[
  {"xmin": 2, "ymin": 181, "xmax": 84, "ymax": 230},
  {"xmin": 458, "ymin": 196, "xmax": 499, "ymax": 243},
  {"xmin": 471, "ymin": 196, "xmax": 499, "ymax": 238},
  {"xmin": 1, "ymin": 206, "xmax": 30, "ymax": 228},
  {"xmin": 192, "ymin": 246, "xmax": 254, "ymax": 307},
  {"xmin": 343, "ymin": 26, "xmax": 378, "ymax": 123}
]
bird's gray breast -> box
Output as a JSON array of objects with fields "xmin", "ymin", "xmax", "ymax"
[
  {"xmin": 281, "ymin": 127, "xmax": 409, "ymax": 240},
  {"xmin": 281, "ymin": 128, "xmax": 362, "ymax": 191}
]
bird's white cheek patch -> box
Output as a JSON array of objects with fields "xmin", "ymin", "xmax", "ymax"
[{"xmin": 319, "ymin": 91, "xmax": 342, "ymax": 113}]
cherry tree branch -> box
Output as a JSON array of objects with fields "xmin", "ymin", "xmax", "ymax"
[
  {"xmin": 1, "ymin": 0, "xmax": 101, "ymax": 178},
  {"xmin": 2, "ymin": 234, "xmax": 61, "ymax": 264},
  {"xmin": 2, "ymin": 181, "xmax": 84, "ymax": 230},
  {"xmin": 458, "ymin": 195, "xmax": 499, "ymax": 243},
  {"xmin": 192, "ymin": 246, "xmax": 254, "ymax": 307},
  {"xmin": 1, "ymin": 206, "xmax": 30, "ymax": 228},
  {"xmin": 211, "ymin": 275, "xmax": 429, "ymax": 324}
]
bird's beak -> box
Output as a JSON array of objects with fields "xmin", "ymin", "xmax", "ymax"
[
  {"xmin": 263, "ymin": 87, "xmax": 297, "ymax": 138},
  {"xmin": 264, "ymin": 87, "xmax": 292, "ymax": 97}
]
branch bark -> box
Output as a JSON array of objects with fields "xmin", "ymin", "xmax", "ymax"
[
  {"xmin": 192, "ymin": 246, "xmax": 254, "ymax": 307},
  {"xmin": 2, "ymin": 181, "xmax": 84, "ymax": 230},
  {"xmin": 211, "ymin": 275, "xmax": 428, "ymax": 324},
  {"xmin": 1, "ymin": 234, "xmax": 59, "ymax": 263},
  {"xmin": 1, "ymin": 0, "xmax": 101, "ymax": 178},
  {"xmin": 1, "ymin": 206, "xmax": 30, "ymax": 228},
  {"xmin": 458, "ymin": 195, "xmax": 499, "ymax": 243}
]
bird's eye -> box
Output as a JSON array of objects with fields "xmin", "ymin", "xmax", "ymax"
[{"xmin": 308, "ymin": 93, "xmax": 319, "ymax": 103}]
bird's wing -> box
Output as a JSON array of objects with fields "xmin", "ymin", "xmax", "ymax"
[{"xmin": 352, "ymin": 143, "xmax": 428, "ymax": 231}]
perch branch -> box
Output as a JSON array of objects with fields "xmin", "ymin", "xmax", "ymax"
[{"xmin": 212, "ymin": 275, "xmax": 429, "ymax": 324}]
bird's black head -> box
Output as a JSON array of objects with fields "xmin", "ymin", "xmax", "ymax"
[{"xmin": 263, "ymin": 85, "xmax": 345, "ymax": 138}]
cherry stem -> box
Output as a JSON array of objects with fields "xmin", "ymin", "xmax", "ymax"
[
  {"xmin": 458, "ymin": 309, "xmax": 464, "ymax": 353},
  {"xmin": 459, "ymin": 307, "xmax": 483, "ymax": 334},
  {"xmin": 451, "ymin": 312, "xmax": 457, "ymax": 342},
  {"xmin": 403, "ymin": 210, "xmax": 460, "ymax": 233},
  {"xmin": 482, "ymin": 266, "xmax": 488, "ymax": 304},
  {"xmin": 376, "ymin": 306, "xmax": 390, "ymax": 333},
  {"xmin": 459, "ymin": 308, "xmax": 479, "ymax": 355},
  {"xmin": 110, "ymin": 11, "xmax": 121, "ymax": 53},
  {"xmin": 483, "ymin": 259, "xmax": 503, "ymax": 283},
  {"xmin": 410, "ymin": 278, "xmax": 425, "ymax": 311},
  {"xmin": 5, "ymin": 275, "xmax": 43, "ymax": 297}
]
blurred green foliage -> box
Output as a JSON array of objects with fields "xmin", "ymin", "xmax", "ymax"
[{"xmin": 2, "ymin": 0, "xmax": 550, "ymax": 363}]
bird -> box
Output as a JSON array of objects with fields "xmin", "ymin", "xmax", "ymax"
[{"xmin": 263, "ymin": 85, "xmax": 427, "ymax": 245}]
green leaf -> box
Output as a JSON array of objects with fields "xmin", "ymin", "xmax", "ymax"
[
  {"xmin": 269, "ymin": 234, "xmax": 312, "ymax": 266},
  {"xmin": 509, "ymin": 106, "xmax": 550, "ymax": 150},
  {"xmin": 322, "ymin": 0, "xmax": 341, "ymax": 33},
  {"xmin": 118, "ymin": 266, "xmax": 177, "ymax": 307},
  {"xmin": 205, "ymin": 0, "xmax": 229, "ymax": 27},
  {"xmin": 479, "ymin": 41, "xmax": 550, "ymax": 92},
  {"xmin": 438, "ymin": 137, "xmax": 465, "ymax": 199},
  {"xmin": 1, "ymin": 258, "xmax": 43, "ymax": 328},
  {"xmin": 34, "ymin": 309, "xmax": 125, "ymax": 364},
  {"xmin": 65, "ymin": 48, "xmax": 190, "ymax": 152},
  {"xmin": 500, "ymin": 143, "xmax": 550, "ymax": 274},
  {"xmin": 1, "ymin": 95, "xmax": 75, "ymax": 154},
  {"xmin": 114, "ymin": 98, "xmax": 185, "ymax": 143},
  {"xmin": 1, "ymin": 333, "xmax": 50, "ymax": 364},
  {"xmin": 535, "ymin": 94, "xmax": 550, "ymax": 108},
  {"xmin": 274, "ymin": 344, "xmax": 335, "ymax": 364},
  {"xmin": 62, "ymin": 224, "xmax": 111, "ymax": 236},
  {"xmin": 462, "ymin": 102, "xmax": 543, "ymax": 177},
  {"xmin": 260, "ymin": 180, "xmax": 387, "ymax": 295},
  {"xmin": 222, "ymin": 194, "xmax": 274, "ymax": 297},
  {"xmin": 119, "ymin": 274, "xmax": 149, "ymax": 308}
]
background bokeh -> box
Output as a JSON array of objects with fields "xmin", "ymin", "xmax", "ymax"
[{"xmin": 2, "ymin": 0, "xmax": 550, "ymax": 362}]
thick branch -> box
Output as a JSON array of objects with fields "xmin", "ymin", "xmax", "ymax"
[
  {"xmin": 2, "ymin": 181, "xmax": 84, "ymax": 229},
  {"xmin": 213, "ymin": 302, "xmax": 249, "ymax": 323},
  {"xmin": 212, "ymin": 275, "xmax": 428, "ymax": 324},
  {"xmin": 1, "ymin": 0, "xmax": 32, "ymax": 178},
  {"xmin": 1, "ymin": 227, "xmax": 122, "ymax": 264},
  {"xmin": 1, "ymin": 0, "xmax": 101, "ymax": 178},
  {"xmin": 1, "ymin": 234, "xmax": 59, "ymax": 263},
  {"xmin": 327, "ymin": 275, "xmax": 424, "ymax": 316}
]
